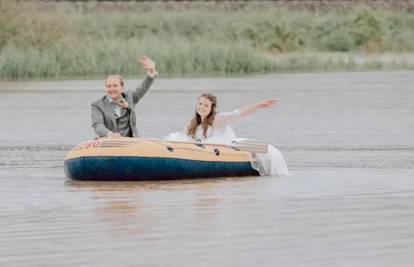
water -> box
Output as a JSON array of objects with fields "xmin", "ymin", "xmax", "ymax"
[{"xmin": 1, "ymin": 71, "xmax": 413, "ymax": 266}]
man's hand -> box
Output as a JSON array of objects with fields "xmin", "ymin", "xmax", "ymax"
[
  {"xmin": 107, "ymin": 131, "xmax": 121, "ymax": 138},
  {"xmin": 139, "ymin": 55, "xmax": 157, "ymax": 77}
]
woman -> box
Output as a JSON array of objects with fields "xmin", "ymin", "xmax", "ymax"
[{"xmin": 165, "ymin": 93, "xmax": 289, "ymax": 176}]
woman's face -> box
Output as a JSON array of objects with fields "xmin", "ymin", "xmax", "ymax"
[{"xmin": 196, "ymin": 97, "xmax": 212, "ymax": 118}]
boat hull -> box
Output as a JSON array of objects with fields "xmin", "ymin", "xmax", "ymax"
[{"xmin": 64, "ymin": 138, "xmax": 259, "ymax": 181}]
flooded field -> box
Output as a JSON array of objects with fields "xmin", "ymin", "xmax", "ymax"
[{"xmin": 0, "ymin": 71, "xmax": 413, "ymax": 267}]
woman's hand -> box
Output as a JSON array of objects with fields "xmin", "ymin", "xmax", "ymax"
[
  {"xmin": 257, "ymin": 99, "xmax": 277, "ymax": 109},
  {"xmin": 139, "ymin": 55, "xmax": 157, "ymax": 77},
  {"xmin": 239, "ymin": 98, "xmax": 277, "ymax": 117}
]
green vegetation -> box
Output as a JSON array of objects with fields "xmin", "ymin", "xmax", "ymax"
[{"xmin": 1, "ymin": 0, "xmax": 413, "ymax": 79}]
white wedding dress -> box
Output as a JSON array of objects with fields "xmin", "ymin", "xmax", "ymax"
[{"xmin": 164, "ymin": 110, "xmax": 289, "ymax": 176}]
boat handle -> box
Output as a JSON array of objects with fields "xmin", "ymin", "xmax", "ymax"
[{"xmin": 214, "ymin": 149, "xmax": 220, "ymax": 156}]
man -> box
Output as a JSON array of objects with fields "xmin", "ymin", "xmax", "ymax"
[{"xmin": 91, "ymin": 55, "xmax": 158, "ymax": 138}]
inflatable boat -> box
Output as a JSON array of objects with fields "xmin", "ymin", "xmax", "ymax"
[{"xmin": 64, "ymin": 137, "xmax": 260, "ymax": 181}]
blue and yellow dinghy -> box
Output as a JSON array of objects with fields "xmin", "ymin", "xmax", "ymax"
[{"xmin": 64, "ymin": 137, "xmax": 259, "ymax": 180}]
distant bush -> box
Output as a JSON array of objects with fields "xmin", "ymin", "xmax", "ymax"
[
  {"xmin": 0, "ymin": 0, "xmax": 68, "ymax": 50},
  {"xmin": 0, "ymin": 0, "xmax": 413, "ymax": 79}
]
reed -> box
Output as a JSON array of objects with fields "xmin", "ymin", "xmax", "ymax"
[{"xmin": 0, "ymin": 0, "xmax": 413, "ymax": 79}]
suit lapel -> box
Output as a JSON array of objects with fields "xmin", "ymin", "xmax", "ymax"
[
  {"xmin": 124, "ymin": 92, "xmax": 135, "ymax": 135},
  {"xmin": 123, "ymin": 92, "xmax": 134, "ymax": 111},
  {"xmin": 103, "ymin": 96, "xmax": 118, "ymax": 131}
]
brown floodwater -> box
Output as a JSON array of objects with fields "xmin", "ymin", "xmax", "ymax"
[{"xmin": 1, "ymin": 71, "xmax": 413, "ymax": 267}]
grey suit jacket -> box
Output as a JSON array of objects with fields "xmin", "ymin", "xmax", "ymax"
[{"xmin": 91, "ymin": 74, "xmax": 155, "ymax": 137}]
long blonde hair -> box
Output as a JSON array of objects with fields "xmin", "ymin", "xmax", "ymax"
[{"xmin": 187, "ymin": 93, "xmax": 217, "ymax": 139}]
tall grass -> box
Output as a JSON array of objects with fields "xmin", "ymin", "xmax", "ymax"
[{"xmin": 0, "ymin": 0, "xmax": 413, "ymax": 79}]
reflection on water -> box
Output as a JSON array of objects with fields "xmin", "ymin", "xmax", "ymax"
[
  {"xmin": 1, "ymin": 71, "xmax": 414, "ymax": 267},
  {"xmin": 65, "ymin": 177, "xmax": 244, "ymax": 192}
]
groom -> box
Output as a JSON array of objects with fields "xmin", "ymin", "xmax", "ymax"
[{"xmin": 91, "ymin": 55, "xmax": 158, "ymax": 138}]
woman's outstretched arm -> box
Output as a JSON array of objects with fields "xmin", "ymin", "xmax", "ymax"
[
  {"xmin": 213, "ymin": 99, "xmax": 277, "ymax": 129},
  {"xmin": 238, "ymin": 99, "xmax": 277, "ymax": 117}
]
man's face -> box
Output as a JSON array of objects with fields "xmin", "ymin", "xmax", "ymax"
[{"xmin": 105, "ymin": 77, "xmax": 124, "ymax": 100}]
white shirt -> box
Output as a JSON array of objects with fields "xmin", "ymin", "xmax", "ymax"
[{"xmin": 107, "ymin": 97, "xmax": 123, "ymax": 117}]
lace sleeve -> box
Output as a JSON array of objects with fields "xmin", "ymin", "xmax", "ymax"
[{"xmin": 213, "ymin": 110, "xmax": 241, "ymax": 129}]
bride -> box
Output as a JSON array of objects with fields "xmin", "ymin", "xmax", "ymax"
[{"xmin": 164, "ymin": 93, "xmax": 289, "ymax": 176}]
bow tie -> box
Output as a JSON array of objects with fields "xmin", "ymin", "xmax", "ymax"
[{"xmin": 115, "ymin": 97, "xmax": 129, "ymax": 109}]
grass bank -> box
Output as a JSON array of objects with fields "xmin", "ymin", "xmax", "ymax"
[{"xmin": 1, "ymin": 0, "xmax": 413, "ymax": 79}]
